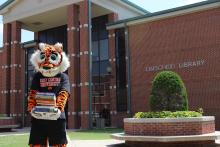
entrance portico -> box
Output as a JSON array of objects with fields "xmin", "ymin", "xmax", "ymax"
[{"xmin": 0, "ymin": 0, "xmax": 147, "ymax": 129}]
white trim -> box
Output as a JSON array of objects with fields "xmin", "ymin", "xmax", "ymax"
[
  {"xmin": 84, "ymin": 82, "xmax": 89, "ymax": 86},
  {"xmin": 1, "ymin": 0, "xmax": 83, "ymax": 23},
  {"xmin": 124, "ymin": 116, "xmax": 215, "ymax": 123},
  {"xmin": 111, "ymin": 132, "xmax": 220, "ymax": 142},
  {"xmin": 107, "ymin": 2, "xmax": 220, "ymax": 30},
  {"xmin": 84, "ymin": 111, "xmax": 89, "ymax": 115},
  {"xmin": 71, "ymin": 26, "xmax": 76, "ymax": 30},
  {"xmin": 84, "ymin": 51, "xmax": 89, "ymax": 55},
  {"xmin": 92, "ymin": 0, "xmax": 145, "ymax": 21},
  {"xmin": 13, "ymin": 41, "xmax": 18, "ymax": 44},
  {"xmin": 72, "ymin": 112, "xmax": 77, "ymax": 115},
  {"xmin": 78, "ymin": 83, "xmax": 83, "ymax": 87},
  {"xmin": 83, "ymin": 24, "xmax": 88, "ymax": 28},
  {"xmin": 128, "ymin": 2, "xmax": 220, "ymax": 27},
  {"xmin": 0, "ymin": 0, "xmax": 20, "ymax": 14}
]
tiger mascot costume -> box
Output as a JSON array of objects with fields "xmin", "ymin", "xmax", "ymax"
[{"xmin": 28, "ymin": 43, "xmax": 70, "ymax": 147}]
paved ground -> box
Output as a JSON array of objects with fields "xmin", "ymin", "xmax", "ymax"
[
  {"xmin": 68, "ymin": 140, "xmax": 220, "ymax": 147},
  {"xmin": 1, "ymin": 128, "xmax": 220, "ymax": 147},
  {"xmin": 69, "ymin": 140, "xmax": 126, "ymax": 147}
]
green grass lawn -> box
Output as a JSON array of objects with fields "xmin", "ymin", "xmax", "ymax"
[
  {"xmin": 68, "ymin": 128, "xmax": 123, "ymax": 140},
  {"xmin": 0, "ymin": 128, "xmax": 123, "ymax": 147}
]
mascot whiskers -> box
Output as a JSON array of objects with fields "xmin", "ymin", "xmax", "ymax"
[{"xmin": 28, "ymin": 43, "xmax": 70, "ymax": 147}]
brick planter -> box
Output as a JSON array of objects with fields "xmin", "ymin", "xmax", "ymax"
[
  {"xmin": 124, "ymin": 116, "xmax": 215, "ymax": 136},
  {"xmin": 0, "ymin": 117, "xmax": 19, "ymax": 129}
]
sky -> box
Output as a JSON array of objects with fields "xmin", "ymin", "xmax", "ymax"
[{"xmin": 0, "ymin": 0, "xmax": 206, "ymax": 47}]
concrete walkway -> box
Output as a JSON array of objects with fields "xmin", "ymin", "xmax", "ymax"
[{"xmin": 69, "ymin": 140, "xmax": 125, "ymax": 147}]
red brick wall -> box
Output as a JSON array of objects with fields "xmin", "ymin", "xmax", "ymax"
[
  {"xmin": 10, "ymin": 21, "xmax": 22, "ymax": 119},
  {"xmin": 124, "ymin": 120, "xmax": 215, "ymax": 136},
  {"xmin": 0, "ymin": 117, "xmax": 17, "ymax": 126},
  {"xmin": 0, "ymin": 23, "xmax": 11, "ymax": 116},
  {"xmin": 126, "ymin": 141, "xmax": 214, "ymax": 147},
  {"xmin": 67, "ymin": 4, "xmax": 81, "ymax": 129},
  {"xmin": 79, "ymin": 0, "xmax": 90, "ymax": 129},
  {"xmin": 111, "ymin": 112, "xmax": 128, "ymax": 128},
  {"xmin": 108, "ymin": 13, "xmax": 119, "ymax": 127},
  {"xmin": 129, "ymin": 8, "xmax": 220, "ymax": 128}
]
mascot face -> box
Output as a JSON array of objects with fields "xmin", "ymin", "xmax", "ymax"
[{"xmin": 30, "ymin": 43, "xmax": 70, "ymax": 77}]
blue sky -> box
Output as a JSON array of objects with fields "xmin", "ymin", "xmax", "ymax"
[{"xmin": 0, "ymin": 0, "xmax": 206, "ymax": 47}]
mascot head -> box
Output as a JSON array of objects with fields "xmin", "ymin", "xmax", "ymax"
[{"xmin": 30, "ymin": 43, "xmax": 70, "ymax": 77}]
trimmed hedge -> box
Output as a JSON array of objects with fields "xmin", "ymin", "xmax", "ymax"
[
  {"xmin": 150, "ymin": 71, "xmax": 188, "ymax": 111},
  {"xmin": 134, "ymin": 111, "xmax": 202, "ymax": 118}
]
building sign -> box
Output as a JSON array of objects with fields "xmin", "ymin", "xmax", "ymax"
[{"xmin": 145, "ymin": 59, "xmax": 205, "ymax": 72}]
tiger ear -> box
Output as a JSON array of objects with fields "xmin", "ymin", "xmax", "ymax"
[
  {"xmin": 39, "ymin": 43, "xmax": 46, "ymax": 51},
  {"xmin": 54, "ymin": 42, "xmax": 63, "ymax": 52}
]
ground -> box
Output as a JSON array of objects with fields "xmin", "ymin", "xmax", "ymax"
[{"xmin": 1, "ymin": 128, "xmax": 220, "ymax": 147}]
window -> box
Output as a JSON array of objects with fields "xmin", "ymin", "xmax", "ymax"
[
  {"xmin": 115, "ymin": 29, "xmax": 127, "ymax": 112},
  {"xmin": 92, "ymin": 16, "xmax": 109, "ymax": 76}
]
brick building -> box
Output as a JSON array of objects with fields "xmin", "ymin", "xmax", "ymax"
[{"xmin": 0, "ymin": 0, "xmax": 219, "ymax": 129}]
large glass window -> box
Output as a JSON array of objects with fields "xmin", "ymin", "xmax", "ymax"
[
  {"xmin": 91, "ymin": 15, "xmax": 110, "ymax": 127},
  {"xmin": 92, "ymin": 16, "xmax": 109, "ymax": 76},
  {"xmin": 115, "ymin": 29, "xmax": 127, "ymax": 112}
]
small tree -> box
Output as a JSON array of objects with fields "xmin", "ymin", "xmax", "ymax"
[{"xmin": 150, "ymin": 71, "xmax": 188, "ymax": 111}]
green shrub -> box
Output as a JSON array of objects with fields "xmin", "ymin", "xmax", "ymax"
[
  {"xmin": 134, "ymin": 111, "xmax": 202, "ymax": 118},
  {"xmin": 150, "ymin": 71, "xmax": 188, "ymax": 111}
]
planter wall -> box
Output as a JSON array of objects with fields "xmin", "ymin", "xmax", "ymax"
[
  {"xmin": 124, "ymin": 116, "xmax": 215, "ymax": 136},
  {"xmin": 0, "ymin": 117, "xmax": 19, "ymax": 128}
]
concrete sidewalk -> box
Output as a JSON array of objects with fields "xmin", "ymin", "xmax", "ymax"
[{"xmin": 69, "ymin": 140, "xmax": 125, "ymax": 147}]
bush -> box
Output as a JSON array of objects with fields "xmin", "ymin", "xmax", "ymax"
[
  {"xmin": 150, "ymin": 71, "xmax": 188, "ymax": 111},
  {"xmin": 134, "ymin": 111, "xmax": 202, "ymax": 118}
]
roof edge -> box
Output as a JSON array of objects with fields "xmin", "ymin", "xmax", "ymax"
[
  {"xmin": 0, "ymin": 0, "xmax": 14, "ymax": 10},
  {"xmin": 0, "ymin": 0, "xmax": 19, "ymax": 14},
  {"xmin": 107, "ymin": 0, "xmax": 220, "ymax": 29},
  {"xmin": 120, "ymin": 0, "xmax": 149, "ymax": 14},
  {"xmin": 0, "ymin": 0, "xmax": 149, "ymax": 15}
]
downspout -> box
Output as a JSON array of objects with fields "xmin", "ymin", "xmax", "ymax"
[
  {"xmin": 88, "ymin": 0, "xmax": 93, "ymax": 129},
  {"xmin": 124, "ymin": 23, "xmax": 132, "ymax": 117}
]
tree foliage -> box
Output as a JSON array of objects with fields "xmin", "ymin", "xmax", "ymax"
[{"xmin": 150, "ymin": 71, "xmax": 188, "ymax": 111}]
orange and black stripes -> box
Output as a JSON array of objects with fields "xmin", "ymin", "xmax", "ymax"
[
  {"xmin": 56, "ymin": 90, "xmax": 69, "ymax": 112},
  {"xmin": 28, "ymin": 90, "xmax": 37, "ymax": 112}
]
